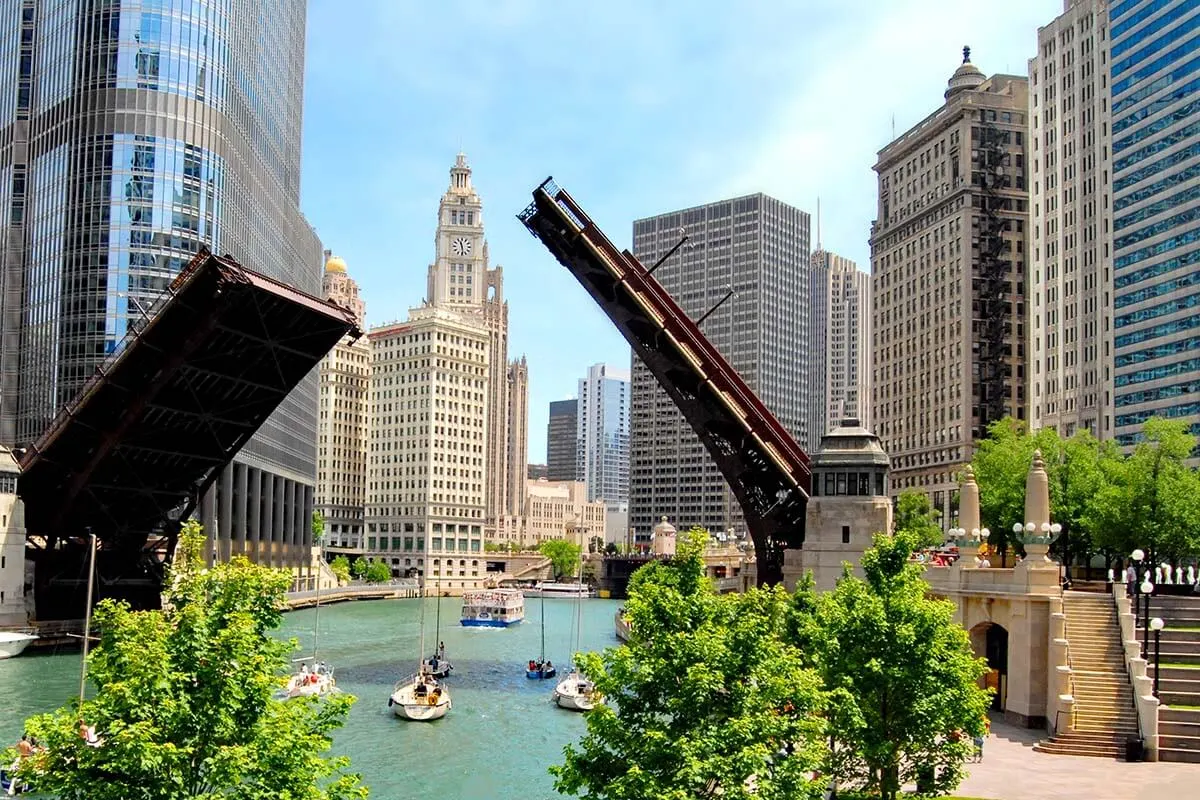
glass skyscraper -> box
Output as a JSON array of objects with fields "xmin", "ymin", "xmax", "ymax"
[
  {"xmin": 0, "ymin": 0, "xmax": 324, "ymax": 574},
  {"xmin": 1110, "ymin": 0, "xmax": 1200, "ymax": 444},
  {"xmin": 576, "ymin": 363, "xmax": 630, "ymax": 509}
]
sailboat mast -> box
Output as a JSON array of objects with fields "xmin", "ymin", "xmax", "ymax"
[
  {"xmin": 540, "ymin": 590, "xmax": 546, "ymax": 662},
  {"xmin": 313, "ymin": 564, "xmax": 321, "ymax": 661},
  {"xmin": 78, "ymin": 531, "xmax": 98, "ymax": 707},
  {"xmin": 434, "ymin": 571, "xmax": 442, "ymax": 654},
  {"xmin": 417, "ymin": 573, "xmax": 428, "ymax": 672}
]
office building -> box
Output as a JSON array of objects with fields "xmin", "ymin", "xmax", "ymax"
[
  {"xmin": 1028, "ymin": 0, "xmax": 1114, "ymax": 438},
  {"xmin": 577, "ymin": 363, "xmax": 631, "ymax": 543},
  {"xmin": 0, "ymin": 0, "xmax": 324, "ymax": 575},
  {"xmin": 546, "ymin": 399, "xmax": 580, "ymax": 480},
  {"xmin": 870, "ymin": 49, "xmax": 1029, "ymax": 524},
  {"xmin": 631, "ymin": 194, "xmax": 812, "ymax": 541},
  {"xmin": 365, "ymin": 309, "xmax": 489, "ymax": 587},
  {"xmin": 809, "ymin": 250, "xmax": 830, "ymax": 441},
  {"xmin": 424, "ymin": 154, "xmax": 527, "ymax": 529},
  {"xmin": 317, "ymin": 253, "xmax": 370, "ymax": 554},
  {"xmin": 1109, "ymin": 0, "xmax": 1200, "ymax": 444},
  {"xmin": 506, "ymin": 356, "xmax": 529, "ymax": 516},
  {"xmin": 527, "ymin": 463, "xmax": 548, "ymax": 480},
  {"xmin": 817, "ymin": 251, "xmax": 872, "ymax": 429},
  {"xmin": 495, "ymin": 479, "xmax": 606, "ymax": 550}
]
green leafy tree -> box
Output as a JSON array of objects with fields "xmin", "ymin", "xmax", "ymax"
[
  {"xmin": 8, "ymin": 520, "xmax": 366, "ymax": 800},
  {"xmin": 552, "ymin": 529, "xmax": 827, "ymax": 800},
  {"xmin": 603, "ymin": 541, "xmax": 620, "ymax": 556},
  {"xmin": 540, "ymin": 538, "xmax": 583, "ymax": 579},
  {"xmin": 364, "ymin": 560, "xmax": 392, "ymax": 584},
  {"xmin": 789, "ymin": 532, "xmax": 990, "ymax": 800},
  {"xmin": 329, "ymin": 555, "xmax": 351, "ymax": 585},
  {"xmin": 971, "ymin": 418, "xmax": 1116, "ymax": 565},
  {"xmin": 892, "ymin": 489, "xmax": 943, "ymax": 548},
  {"xmin": 349, "ymin": 557, "xmax": 368, "ymax": 579},
  {"xmin": 311, "ymin": 509, "xmax": 326, "ymax": 545},
  {"xmin": 1087, "ymin": 417, "xmax": 1200, "ymax": 561}
]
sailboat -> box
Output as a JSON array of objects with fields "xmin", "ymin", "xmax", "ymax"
[
  {"xmin": 389, "ymin": 573, "xmax": 452, "ymax": 721},
  {"xmin": 525, "ymin": 588, "xmax": 556, "ymax": 680},
  {"xmin": 421, "ymin": 573, "xmax": 452, "ymax": 678},
  {"xmin": 552, "ymin": 559, "xmax": 599, "ymax": 711},
  {"xmin": 280, "ymin": 567, "xmax": 337, "ymax": 698}
]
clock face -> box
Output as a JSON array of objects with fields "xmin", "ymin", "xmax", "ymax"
[{"xmin": 451, "ymin": 236, "xmax": 472, "ymax": 256}]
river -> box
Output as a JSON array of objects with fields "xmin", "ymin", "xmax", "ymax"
[{"xmin": 0, "ymin": 596, "xmax": 623, "ymax": 799}]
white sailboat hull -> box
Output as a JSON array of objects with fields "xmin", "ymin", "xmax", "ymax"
[
  {"xmin": 422, "ymin": 657, "xmax": 452, "ymax": 679},
  {"xmin": 553, "ymin": 672, "xmax": 598, "ymax": 712},
  {"xmin": 281, "ymin": 673, "xmax": 337, "ymax": 698},
  {"xmin": 390, "ymin": 680, "xmax": 451, "ymax": 721},
  {"xmin": 0, "ymin": 632, "xmax": 37, "ymax": 659}
]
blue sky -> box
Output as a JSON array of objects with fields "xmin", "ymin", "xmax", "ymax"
[{"xmin": 299, "ymin": 0, "xmax": 1058, "ymax": 462}]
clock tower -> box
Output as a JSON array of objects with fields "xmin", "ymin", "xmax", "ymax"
[{"xmin": 427, "ymin": 153, "xmax": 496, "ymax": 307}]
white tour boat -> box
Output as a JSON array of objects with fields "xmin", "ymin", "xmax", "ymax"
[
  {"xmin": 0, "ymin": 631, "xmax": 38, "ymax": 659},
  {"xmin": 460, "ymin": 588, "xmax": 525, "ymax": 628},
  {"xmin": 524, "ymin": 582, "xmax": 597, "ymax": 599}
]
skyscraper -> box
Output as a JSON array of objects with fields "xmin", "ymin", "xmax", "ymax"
[
  {"xmin": 0, "ymin": 0, "xmax": 324, "ymax": 573},
  {"xmin": 1029, "ymin": 0, "xmax": 1114, "ymax": 438},
  {"xmin": 424, "ymin": 154, "xmax": 527, "ymax": 530},
  {"xmin": 808, "ymin": 249, "xmax": 830, "ymax": 441},
  {"xmin": 1109, "ymin": 0, "xmax": 1200, "ymax": 445},
  {"xmin": 631, "ymin": 194, "xmax": 812, "ymax": 541},
  {"xmin": 316, "ymin": 253, "xmax": 370, "ymax": 554},
  {"xmin": 576, "ymin": 363, "xmax": 630, "ymax": 539},
  {"xmin": 870, "ymin": 50, "xmax": 1029, "ymax": 525},
  {"xmin": 506, "ymin": 356, "xmax": 529, "ymax": 517},
  {"xmin": 819, "ymin": 250, "xmax": 872, "ymax": 429},
  {"xmin": 365, "ymin": 310, "xmax": 488, "ymax": 587},
  {"xmin": 546, "ymin": 399, "xmax": 579, "ymax": 481}
]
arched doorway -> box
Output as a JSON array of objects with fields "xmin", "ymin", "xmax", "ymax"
[{"xmin": 970, "ymin": 622, "xmax": 1009, "ymax": 711}]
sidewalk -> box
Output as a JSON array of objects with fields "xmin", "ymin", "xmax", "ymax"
[{"xmin": 956, "ymin": 717, "xmax": 1196, "ymax": 800}]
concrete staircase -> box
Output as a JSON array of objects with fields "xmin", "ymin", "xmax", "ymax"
[
  {"xmin": 1035, "ymin": 591, "xmax": 1138, "ymax": 759},
  {"xmin": 1144, "ymin": 595, "xmax": 1200, "ymax": 763}
]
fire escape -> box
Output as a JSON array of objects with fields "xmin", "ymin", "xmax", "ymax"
[{"xmin": 974, "ymin": 117, "xmax": 1011, "ymax": 436}]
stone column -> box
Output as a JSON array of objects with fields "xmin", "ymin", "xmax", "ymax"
[
  {"xmin": 957, "ymin": 466, "xmax": 982, "ymax": 562},
  {"xmin": 1022, "ymin": 450, "xmax": 1053, "ymax": 563}
]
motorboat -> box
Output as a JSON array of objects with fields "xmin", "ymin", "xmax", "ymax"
[
  {"xmin": 553, "ymin": 669, "xmax": 599, "ymax": 712},
  {"xmin": 0, "ymin": 631, "xmax": 37, "ymax": 659},
  {"xmin": 389, "ymin": 669, "xmax": 451, "ymax": 721}
]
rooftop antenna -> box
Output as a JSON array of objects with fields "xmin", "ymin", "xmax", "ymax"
[{"xmin": 816, "ymin": 197, "xmax": 822, "ymax": 252}]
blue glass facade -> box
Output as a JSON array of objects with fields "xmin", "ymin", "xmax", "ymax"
[
  {"xmin": 0, "ymin": 0, "xmax": 322, "ymax": 573},
  {"xmin": 1111, "ymin": 0, "xmax": 1200, "ymax": 445}
]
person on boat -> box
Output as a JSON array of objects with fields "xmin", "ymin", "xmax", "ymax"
[
  {"xmin": 15, "ymin": 737, "xmax": 32, "ymax": 759},
  {"xmin": 545, "ymin": 660, "xmax": 553, "ymax": 671},
  {"xmin": 78, "ymin": 720, "xmax": 102, "ymax": 747},
  {"xmin": 438, "ymin": 641, "xmax": 446, "ymax": 660},
  {"xmin": 529, "ymin": 659, "xmax": 537, "ymax": 671}
]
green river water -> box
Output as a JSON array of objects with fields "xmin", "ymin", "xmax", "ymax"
[{"xmin": 0, "ymin": 597, "xmax": 623, "ymax": 800}]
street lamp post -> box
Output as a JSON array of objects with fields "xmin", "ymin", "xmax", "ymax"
[
  {"xmin": 1150, "ymin": 617, "xmax": 1165, "ymax": 697},
  {"xmin": 1140, "ymin": 578, "xmax": 1155, "ymax": 660},
  {"xmin": 948, "ymin": 527, "xmax": 990, "ymax": 564}
]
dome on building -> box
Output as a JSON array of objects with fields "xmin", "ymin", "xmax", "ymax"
[
  {"xmin": 325, "ymin": 254, "xmax": 347, "ymax": 274},
  {"xmin": 812, "ymin": 419, "xmax": 891, "ymax": 470},
  {"xmin": 945, "ymin": 46, "xmax": 986, "ymax": 99}
]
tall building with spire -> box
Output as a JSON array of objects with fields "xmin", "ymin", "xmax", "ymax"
[
  {"xmin": 423, "ymin": 154, "xmax": 528, "ymax": 535},
  {"xmin": 818, "ymin": 250, "xmax": 872, "ymax": 430},
  {"xmin": 506, "ymin": 357, "xmax": 529, "ymax": 517},
  {"xmin": 316, "ymin": 252, "xmax": 370, "ymax": 555},
  {"xmin": 870, "ymin": 48, "xmax": 1029, "ymax": 526}
]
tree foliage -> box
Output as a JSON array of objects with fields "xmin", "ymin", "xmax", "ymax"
[
  {"xmin": 349, "ymin": 557, "xmax": 368, "ymax": 579},
  {"xmin": 552, "ymin": 529, "xmax": 827, "ymax": 800},
  {"xmin": 364, "ymin": 560, "xmax": 392, "ymax": 584},
  {"xmin": 971, "ymin": 418, "xmax": 1115, "ymax": 562},
  {"xmin": 311, "ymin": 510, "xmax": 326, "ymax": 545},
  {"xmin": 8, "ymin": 520, "xmax": 366, "ymax": 800},
  {"xmin": 892, "ymin": 489, "xmax": 943, "ymax": 548},
  {"xmin": 540, "ymin": 538, "xmax": 583, "ymax": 580},
  {"xmin": 789, "ymin": 532, "xmax": 990, "ymax": 800},
  {"xmin": 328, "ymin": 555, "xmax": 351, "ymax": 585},
  {"xmin": 1086, "ymin": 417, "xmax": 1200, "ymax": 561}
]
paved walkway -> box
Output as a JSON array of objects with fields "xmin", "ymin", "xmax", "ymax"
[{"xmin": 956, "ymin": 717, "xmax": 1196, "ymax": 800}]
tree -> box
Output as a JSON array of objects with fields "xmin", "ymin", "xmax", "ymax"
[
  {"xmin": 603, "ymin": 541, "xmax": 620, "ymax": 556},
  {"xmin": 971, "ymin": 418, "xmax": 1116, "ymax": 565},
  {"xmin": 789, "ymin": 532, "xmax": 990, "ymax": 800},
  {"xmin": 1087, "ymin": 417, "xmax": 1200, "ymax": 561},
  {"xmin": 364, "ymin": 560, "xmax": 392, "ymax": 584},
  {"xmin": 8, "ymin": 520, "xmax": 366, "ymax": 800},
  {"xmin": 349, "ymin": 557, "xmax": 368, "ymax": 579},
  {"xmin": 540, "ymin": 538, "xmax": 583, "ymax": 579},
  {"xmin": 893, "ymin": 489, "xmax": 943, "ymax": 548},
  {"xmin": 552, "ymin": 529, "xmax": 827, "ymax": 800},
  {"xmin": 329, "ymin": 555, "xmax": 351, "ymax": 585},
  {"xmin": 311, "ymin": 509, "xmax": 326, "ymax": 545}
]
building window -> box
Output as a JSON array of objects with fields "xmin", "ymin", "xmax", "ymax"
[{"xmin": 842, "ymin": 526, "xmax": 851, "ymax": 544}]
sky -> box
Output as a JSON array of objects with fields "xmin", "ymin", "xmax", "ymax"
[{"xmin": 299, "ymin": 0, "xmax": 1060, "ymax": 463}]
